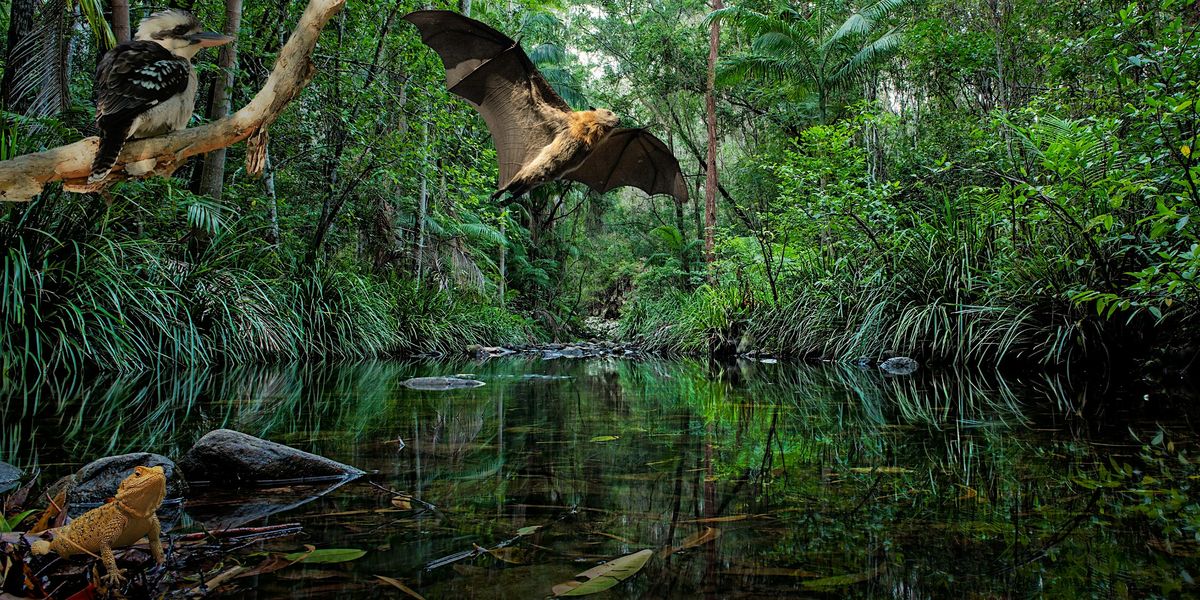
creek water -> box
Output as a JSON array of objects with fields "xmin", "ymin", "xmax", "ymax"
[{"xmin": 3, "ymin": 357, "xmax": 1199, "ymax": 598}]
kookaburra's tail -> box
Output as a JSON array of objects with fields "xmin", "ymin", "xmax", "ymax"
[
  {"xmin": 89, "ymin": 120, "xmax": 132, "ymax": 184},
  {"xmin": 30, "ymin": 539, "xmax": 52, "ymax": 555}
]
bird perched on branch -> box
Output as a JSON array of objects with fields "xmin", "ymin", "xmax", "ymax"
[{"xmin": 89, "ymin": 10, "xmax": 232, "ymax": 183}]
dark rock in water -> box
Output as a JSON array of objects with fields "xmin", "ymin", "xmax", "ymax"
[
  {"xmin": 179, "ymin": 429, "xmax": 364, "ymax": 484},
  {"xmin": 560, "ymin": 346, "xmax": 584, "ymax": 358},
  {"xmin": 542, "ymin": 350, "xmax": 564, "ymax": 360},
  {"xmin": 465, "ymin": 344, "xmax": 484, "ymax": 358},
  {"xmin": 853, "ymin": 356, "xmax": 874, "ymax": 368},
  {"xmin": 0, "ymin": 461, "xmax": 20, "ymax": 494},
  {"xmin": 67, "ymin": 453, "xmax": 188, "ymax": 526},
  {"xmin": 879, "ymin": 356, "xmax": 919, "ymax": 375},
  {"xmin": 401, "ymin": 376, "xmax": 486, "ymax": 390},
  {"xmin": 68, "ymin": 453, "xmax": 187, "ymax": 507}
]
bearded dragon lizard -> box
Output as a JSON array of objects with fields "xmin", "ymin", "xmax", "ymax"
[{"xmin": 31, "ymin": 465, "xmax": 167, "ymax": 584}]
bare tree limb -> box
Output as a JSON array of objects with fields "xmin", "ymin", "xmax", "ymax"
[{"xmin": 0, "ymin": 0, "xmax": 344, "ymax": 201}]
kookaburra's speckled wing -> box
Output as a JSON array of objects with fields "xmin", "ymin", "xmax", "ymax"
[
  {"xmin": 96, "ymin": 42, "xmax": 191, "ymax": 123},
  {"xmin": 403, "ymin": 10, "xmax": 687, "ymax": 203}
]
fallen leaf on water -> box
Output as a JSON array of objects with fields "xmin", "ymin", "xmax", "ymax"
[
  {"xmin": 722, "ymin": 566, "xmax": 820, "ymax": 578},
  {"xmin": 801, "ymin": 565, "xmax": 884, "ymax": 590},
  {"xmin": 659, "ymin": 527, "xmax": 721, "ymax": 558},
  {"xmin": 589, "ymin": 435, "xmax": 620, "ymax": 443},
  {"xmin": 391, "ymin": 494, "xmax": 414, "ymax": 510},
  {"xmin": 683, "ymin": 515, "xmax": 753, "ymax": 524},
  {"xmin": 487, "ymin": 547, "xmax": 530, "ymax": 564},
  {"xmin": 283, "ymin": 548, "xmax": 367, "ymax": 564},
  {"xmin": 848, "ymin": 467, "xmax": 912, "ymax": 474},
  {"xmin": 376, "ymin": 575, "xmax": 427, "ymax": 600},
  {"xmin": 516, "ymin": 525, "xmax": 543, "ymax": 536},
  {"xmin": 551, "ymin": 549, "xmax": 653, "ymax": 596}
]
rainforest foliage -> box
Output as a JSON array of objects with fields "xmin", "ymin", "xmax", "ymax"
[{"xmin": 1, "ymin": 0, "xmax": 1198, "ymax": 372}]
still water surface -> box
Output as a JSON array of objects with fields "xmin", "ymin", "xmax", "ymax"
[{"xmin": 3, "ymin": 358, "xmax": 1198, "ymax": 598}]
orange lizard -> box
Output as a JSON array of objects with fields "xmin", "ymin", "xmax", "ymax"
[{"xmin": 31, "ymin": 465, "xmax": 167, "ymax": 584}]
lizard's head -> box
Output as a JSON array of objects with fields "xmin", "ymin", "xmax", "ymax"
[{"xmin": 116, "ymin": 465, "xmax": 167, "ymax": 511}]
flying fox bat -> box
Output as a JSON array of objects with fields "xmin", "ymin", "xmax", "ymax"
[{"xmin": 403, "ymin": 10, "xmax": 688, "ymax": 203}]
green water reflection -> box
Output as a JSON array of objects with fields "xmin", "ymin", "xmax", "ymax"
[{"xmin": 2, "ymin": 359, "xmax": 1198, "ymax": 598}]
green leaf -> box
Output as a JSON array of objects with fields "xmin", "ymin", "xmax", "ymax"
[
  {"xmin": 284, "ymin": 548, "xmax": 367, "ymax": 564},
  {"xmin": 552, "ymin": 549, "xmax": 653, "ymax": 596},
  {"xmin": 590, "ymin": 435, "xmax": 620, "ymax": 442}
]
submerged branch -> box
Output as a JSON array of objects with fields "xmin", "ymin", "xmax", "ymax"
[{"xmin": 0, "ymin": 0, "xmax": 345, "ymax": 201}]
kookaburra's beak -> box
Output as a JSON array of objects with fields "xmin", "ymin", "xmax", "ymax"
[{"xmin": 188, "ymin": 31, "xmax": 234, "ymax": 47}]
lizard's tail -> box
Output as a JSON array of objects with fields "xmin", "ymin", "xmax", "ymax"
[{"xmin": 30, "ymin": 539, "xmax": 51, "ymax": 555}]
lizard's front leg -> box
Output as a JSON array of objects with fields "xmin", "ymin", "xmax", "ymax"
[
  {"xmin": 148, "ymin": 514, "xmax": 165, "ymax": 565},
  {"xmin": 98, "ymin": 513, "xmax": 128, "ymax": 585},
  {"xmin": 100, "ymin": 544, "xmax": 125, "ymax": 585}
]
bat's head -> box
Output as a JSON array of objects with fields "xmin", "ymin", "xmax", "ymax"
[
  {"xmin": 136, "ymin": 9, "xmax": 233, "ymax": 60},
  {"xmin": 592, "ymin": 108, "xmax": 620, "ymax": 129}
]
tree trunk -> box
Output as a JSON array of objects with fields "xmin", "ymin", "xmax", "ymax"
[
  {"xmin": 416, "ymin": 122, "xmax": 429, "ymax": 283},
  {"xmin": 263, "ymin": 146, "xmax": 279, "ymax": 245},
  {"xmin": 459, "ymin": 0, "xmax": 471, "ymax": 17},
  {"xmin": 199, "ymin": 0, "xmax": 243, "ymax": 200},
  {"xmin": 111, "ymin": 0, "xmax": 131, "ymax": 44},
  {"xmin": 1, "ymin": 0, "xmax": 37, "ymax": 113},
  {"xmin": 498, "ymin": 218, "xmax": 506, "ymax": 307},
  {"xmin": 703, "ymin": 0, "xmax": 722, "ymax": 266}
]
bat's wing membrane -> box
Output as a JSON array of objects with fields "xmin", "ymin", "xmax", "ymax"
[
  {"xmin": 404, "ymin": 10, "xmax": 572, "ymax": 189},
  {"xmin": 565, "ymin": 128, "xmax": 689, "ymax": 202}
]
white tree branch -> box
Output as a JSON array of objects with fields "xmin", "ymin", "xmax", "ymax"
[{"xmin": 0, "ymin": 0, "xmax": 344, "ymax": 201}]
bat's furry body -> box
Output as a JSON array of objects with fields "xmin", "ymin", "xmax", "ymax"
[{"xmin": 404, "ymin": 10, "xmax": 687, "ymax": 202}]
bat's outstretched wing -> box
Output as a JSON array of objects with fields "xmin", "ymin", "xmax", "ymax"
[
  {"xmin": 564, "ymin": 128, "xmax": 689, "ymax": 202},
  {"xmin": 403, "ymin": 10, "xmax": 571, "ymax": 190}
]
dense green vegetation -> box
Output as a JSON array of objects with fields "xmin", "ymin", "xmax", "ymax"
[{"xmin": 1, "ymin": 0, "xmax": 1198, "ymax": 372}]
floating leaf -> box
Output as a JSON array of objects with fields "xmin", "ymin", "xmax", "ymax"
[
  {"xmin": 589, "ymin": 435, "xmax": 620, "ymax": 443},
  {"xmin": 552, "ymin": 549, "xmax": 653, "ymax": 596},
  {"xmin": 516, "ymin": 525, "xmax": 543, "ymax": 536},
  {"xmin": 659, "ymin": 527, "xmax": 721, "ymax": 558},
  {"xmin": 283, "ymin": 548, "xmax": 367, "ymax": 564},
  {"xmin": 376, "ymin": 575, "xmax": 427, "ymax": 600},
  {"xmin": 392, "ymin": 494, "xmax": 414, "ymax": 510}
]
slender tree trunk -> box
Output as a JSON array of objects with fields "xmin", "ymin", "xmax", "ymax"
[
  {"xmin": 263, "ymin": 146, "xmax": 279, "ymax": 245},
  {"xmin": 416, "ymin": 122, "xmax": 429, "ymax": 283},
  {"xmin": 111, "ymin": 0, "xmax": 131, "ymax": 43},
  {"xmin": 199, "ymin": 0, "xmax": 243, "ymax": 200},
  {"xmin": 498, "ymin": 218, "xmax": 506, "ymax": 307},
  {"xmin": 1, "ymin": 0, "xmax": 36, "ymax": 113},
  {"xmin": 703, "ymin": 0, "xmax": 722, "ymax": 266}
]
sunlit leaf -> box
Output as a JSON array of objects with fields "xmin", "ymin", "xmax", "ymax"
[
  {"xmin": 589, "ymin": 435, "xmax": 620, "ymax": 442},
  {"xmin": 516, "ymin": 525, "xmax": 543, "ymax": 536},
  {"xmin": 283, "ymin": 548, "xmax": 367, "ymax": 564},
  {"xmin": 551, "ymin": 549, "xmax": 653, "ymax": 596}
]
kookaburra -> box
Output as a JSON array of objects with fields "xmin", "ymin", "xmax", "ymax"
[{"xmin": 89, "ymin": 10, "xmax": 232, "ymax": 183}]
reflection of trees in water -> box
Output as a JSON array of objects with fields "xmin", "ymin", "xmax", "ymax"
[{"xmin": 2, "ymin": 358, "xmax": 1184, "ymax": 596}]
